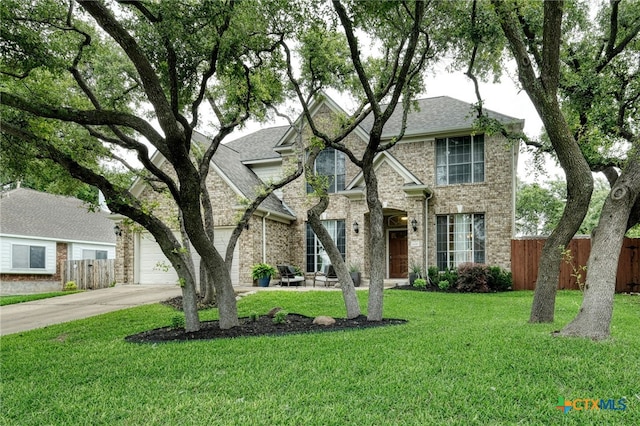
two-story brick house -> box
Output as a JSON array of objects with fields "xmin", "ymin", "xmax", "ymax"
[{"xmin": 116, "ymin": 94, "xmax": 523, "ymax": 286}]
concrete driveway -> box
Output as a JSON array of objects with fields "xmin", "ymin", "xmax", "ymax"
[{"xmin": 0, "ymin": 285, "xmax": 181, "ymax": 336}]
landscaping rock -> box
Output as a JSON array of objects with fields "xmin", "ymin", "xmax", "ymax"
[{"xmin": 313, "ymin": 316, "xmax": 336, "ymax": 326}]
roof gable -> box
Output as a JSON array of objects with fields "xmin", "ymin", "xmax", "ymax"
[
  {"xmin": 346, "ymin": 151, "xmax": 423, "ymax": 190},
  {"xmin": 275, "ymin": 92, "xmax": 370, "ymax": 150},
  {"xmin": 210, "ymin": 144, "xmax": 295, "ymax": 219},
  {"xmin": 0, "ymin": 188, "xmax": 115, "ymax": 244},
  {"xmin": 127, "ymin": 131, "xmax": 295, "ymax": 221}
]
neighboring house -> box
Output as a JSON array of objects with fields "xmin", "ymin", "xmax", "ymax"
[
  {"xmin": 116, "ymin": 94, "xmax": 523, "ymax": 286},
  {"xmin": 0, "ymin": 188, "xmax": 116, "ymax": 293}
]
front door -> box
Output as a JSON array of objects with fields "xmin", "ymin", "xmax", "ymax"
[{"xmin": 388, "ymin": 230, "xmax": 408, "ymax": 278}]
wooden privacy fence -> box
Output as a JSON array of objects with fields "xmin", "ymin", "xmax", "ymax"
[
  {"xmin": 511, "ymin": 237, "xmax": 640, "ymax": 293},
  {"xmin": 61, "ymin": 259, "xmax": 116, "ymax": 290}
]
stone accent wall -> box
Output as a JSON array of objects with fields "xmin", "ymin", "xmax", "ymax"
[
  {"xmin": 415, "ymin": 134, "xmax": 516, "ymax": 270},
  {"xmin": 115, "ymin": 225, "xmax": 134, "ymax": 285},
  {"xmin": 281, "ymin": 124, "xmax": 516, "ymax": 274}
]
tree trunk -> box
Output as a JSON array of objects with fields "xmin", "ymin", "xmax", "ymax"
[
  {"xmin": 178, "ymin": 172, "xmax": 239, "ymax": 329},
  {"xmin": 180, "ymin": 273, "xmax": 200, "ymax": 332},
  {"xmin": 200, "ymin": 265, "xmax": 216, "ymax": 304},
  {"xmin": 526, "ymin": 107, "xmax": 593, "ymax": 323},
  {"xmin": 491, "ymin": 0, "xmax": 594, "ymax": 322},
  {"xmin": 307, "ymin": 197, "xmax": 361, "ymax": 319},
  {"xmin": 559, "ymin": 153, "xmax": 640, "ymax": 339},
  {"xmin": 365, "ymin": 168, "xmax": 385, "ymax": 321}
]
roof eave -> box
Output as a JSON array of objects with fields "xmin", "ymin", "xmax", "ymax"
[
  {"xmin": 403, "ymin": 184, "xmax": 433, "ymax": 198},
  {"xmin": 232, "ymin": 205, "xmax": 296, "ymax": 224},
  {"xmin": 340, "ymin": 188, "xmax": 365, "ymax": 200},
  {"xmin": 241, "ymin": 157, "xmax": 282, "ymax": 166}
]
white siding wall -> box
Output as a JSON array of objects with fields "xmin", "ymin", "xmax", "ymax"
[
  {"xmin": 0, "ymin": 236, "xmax": 57, "ymax": 274},
  {"xmin": 69, "ymin": 243, "xmax": 116, "ymax": 260},
  {"xmin": 252, "ymin": 164, "xmax": 284, "ymax": 198}
]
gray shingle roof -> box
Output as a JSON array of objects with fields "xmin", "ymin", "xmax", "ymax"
[
  {"xmin": 0, "ymin": 188, "xmax": 116, "ymax": 243},
  {"xmin": 211, "ymin": 144, "xmax": 294, "ymax": 218},
  {"xmin": 360, "ymin": 96, "xmax": 523, "ymax": 138},
  {"xmin": 195, "ymin": 95, "xmax": 522, "ymax": 220},
  {"xmin": 225, "ymin": 126, "xmax": 288, "ymax": 162}
]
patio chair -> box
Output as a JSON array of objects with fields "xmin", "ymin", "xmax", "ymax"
[
  {"xmin": 277, "ymin": 265, "xmax": 305, "ymax": 287},
  {"xmin": 313, "ymin": 265, "xmax": 339, "ymax": 287}
]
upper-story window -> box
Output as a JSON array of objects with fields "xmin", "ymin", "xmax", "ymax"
[
  {"xmin": 12, "ymin": 244, "xmax": 46, "ymax": 269},
  {"xmin": 307, "ymin": 147, "xmax": 346, "ymax": 193},
  {"xmin": 436, "ymin": 134, "xmax": 484, "ymax": 185}
]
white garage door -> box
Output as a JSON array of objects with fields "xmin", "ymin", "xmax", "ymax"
[{"xmin": 136, "ymin": 229, "xmax": 238, "ymax": 286}]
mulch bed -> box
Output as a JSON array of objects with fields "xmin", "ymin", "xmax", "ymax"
[
  {"xmin": 389, "ymin": 284, "xmax": 441, "ymax": 292},
  {"xmin": 126, "ymin": 296, "xmax": 407, "ymax": 343}
]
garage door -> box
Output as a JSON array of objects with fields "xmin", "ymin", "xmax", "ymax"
[{"xmin": 136, "ymin": 229, "xmax": 238, "ymax": 286}]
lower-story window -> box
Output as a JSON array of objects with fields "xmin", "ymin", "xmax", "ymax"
[
  {"xmin": 12, "ymin": 244, "xmax": 46, "ymax": 269},
  {"xmin": 436, "ymin": 213, "xmax": 485, "ymax": 270},
  {"xmin": 306, "ymin": 220, "xmax": 346, "ymax": 273}
]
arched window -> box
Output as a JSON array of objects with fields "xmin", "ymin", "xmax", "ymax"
[{"xmin": 306, "ymin": 147, "xmax": 346, "ymax": 193}]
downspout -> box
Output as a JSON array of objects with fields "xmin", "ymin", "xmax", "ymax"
[
  {"xmin": 424, "ymin": 191, "xmax": 433, "ymax": 273},
  {"xmin": 262, "ymin": 212, "xmax": 271, "ymax": 263},
  {"xmin": 512, "ymin": 135, "xmax": 519, "ymax": 238}
]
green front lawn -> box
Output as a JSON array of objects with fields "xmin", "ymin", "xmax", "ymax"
[
  {"xmin": 1, "ymin": 291, "xmax": 638, "ymax": 425},
  {"xmin": 0, "ymin": 291, "xmax": 82, "ymax": 306}
]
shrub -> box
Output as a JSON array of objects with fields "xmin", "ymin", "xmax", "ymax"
[
  {"xmin": 441, "ymin": 269, "xmax": 458, "ymax": 291},
  {"xmin": 438, "ymin": 280, "xmax": 451, "ymax": 291},
  {"xmin": 427, "ymin": 266, "xmax": 440, "ymax": 286},
  {"xmin": 63, "ymin": 281, "xmax": 77, "ymax": 291},
  {"xmin": 409, "ymin": 260, "xmax": 423, "ymax": 278},
  {"xmin": 170, "ymin": 315, "xmax": 185, "ymax": 329},
  {"xmin": 487, "ymin": 266, "xmax": 512, "ymax": 292},
  {"xmin": 456, "ymin": 263, "xmax": 490, "ymax": 293},
  {"xmin": 272, "ymin": 310, "xmax": 288, "ymax": 324},
  {"xmin": 413, "ymin": 278, "xmax": 427, "ymax": 289}
]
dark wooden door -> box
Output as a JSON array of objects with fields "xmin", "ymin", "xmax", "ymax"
[{"xmin": 389, "ymin": 230, "xmax": 408, "ymax": 278}]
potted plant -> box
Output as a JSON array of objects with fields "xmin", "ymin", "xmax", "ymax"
[
  {"xmin": 409, "ymin": 260, "xmax": 423, "ymax": 286},
  {"xmin": 251, "ymin": 263, "xmax": 276, "ymax": 287},
  {"xmin": 349, "ymin": 263, "xmax": 361, "ymax": 287}
]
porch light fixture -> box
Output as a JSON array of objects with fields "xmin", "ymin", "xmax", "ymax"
[
  {"xmin": 352, "ymin": 221, "xmax": 359, "ymax": 234},
  {"xmin": 411, "ymin": 218, "xmax": 418, "ymax": 232},
  {"xmin": 113, "ymin": 224, "xmax": 122, "ymax": 237}
]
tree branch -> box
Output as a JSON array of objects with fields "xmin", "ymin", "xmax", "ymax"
[
  {"xmin": 77, "ymin": 0, "xmax": 181, "ymax": 142},
  {"xmin": 1, "ymin": 91, "xmax": 167, "ymax": 152}
]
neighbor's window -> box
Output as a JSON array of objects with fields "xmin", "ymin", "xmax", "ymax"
[
  {"xmin": 436, "ymin": 134, "xmax": 484, "ymax": 185},
  {"xmin": 12, "ymin": 245, "xmax": 46, "ymax": 269},
  {"xmin": 306, "ymin": 220, "xmax": 346, "ymax": 273},
  {"xmin": 306, "ymin": 147, "xmax": 346, "ymax": 193},
  {"xmin": 436, "ymin": 213, "xmax": 485, "ymax": 270},
  {"xmin": 82, "ymin": 249, "xmax": 108, "ymax": 260}
]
